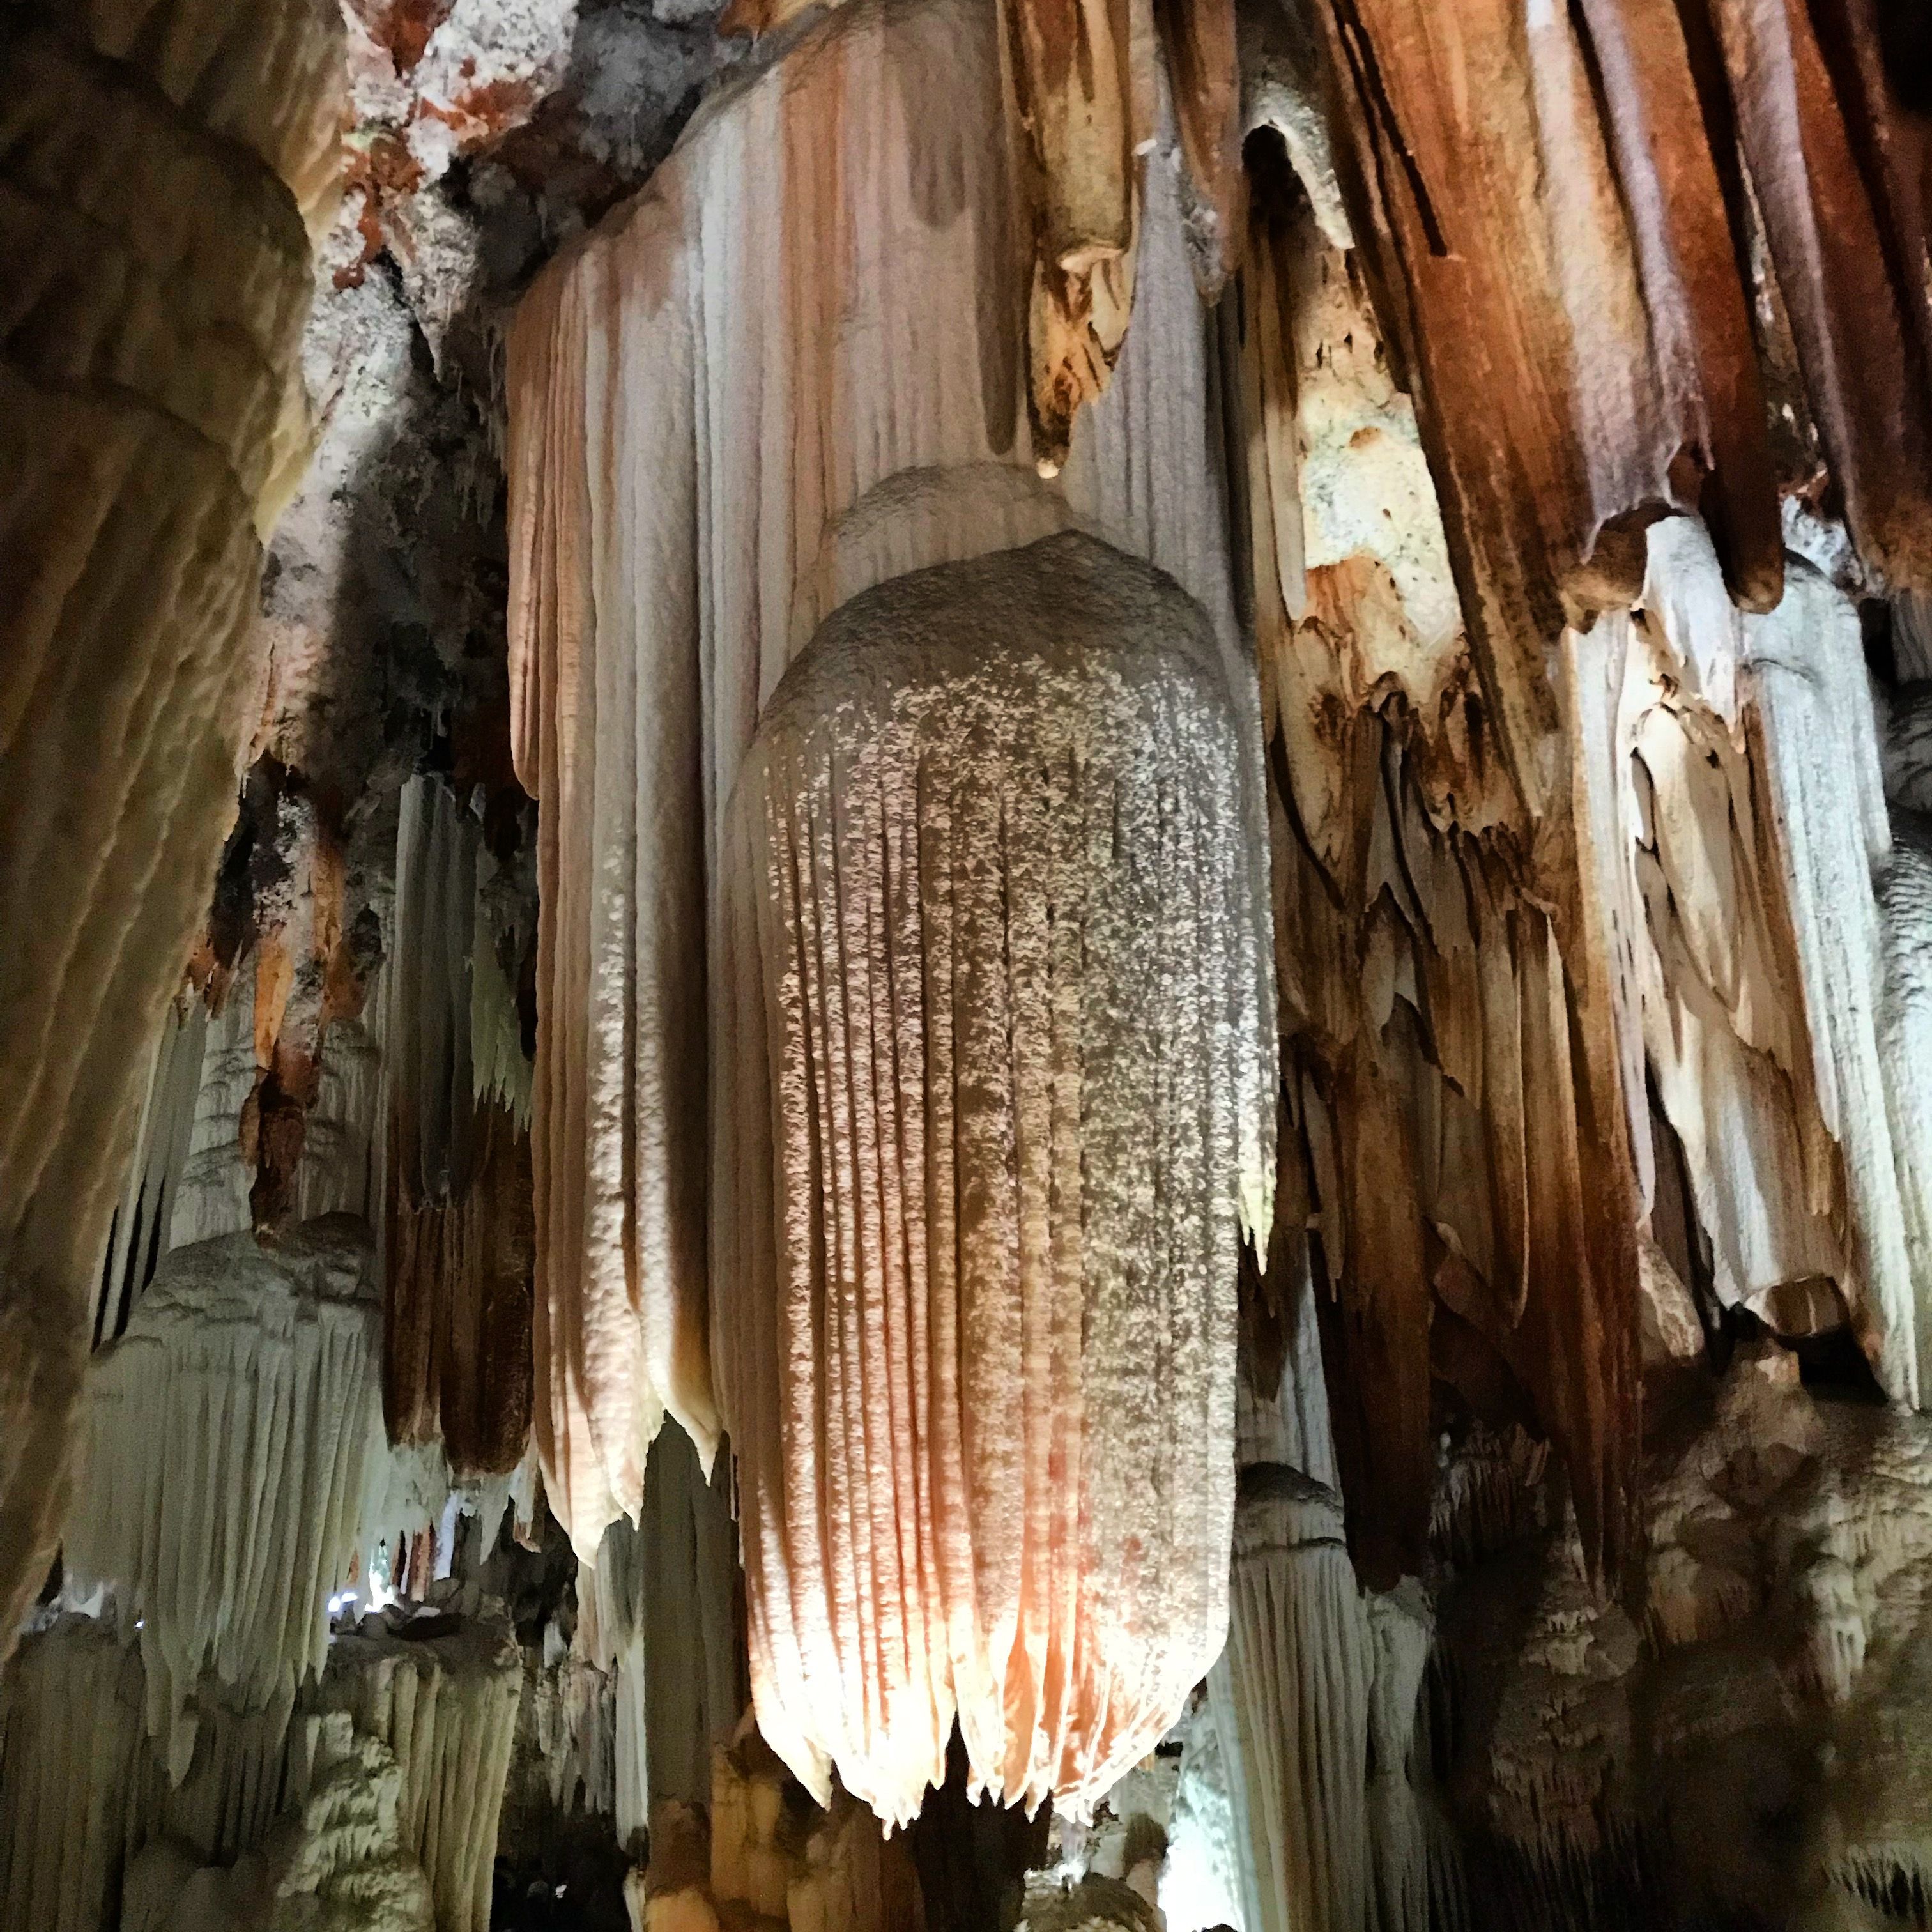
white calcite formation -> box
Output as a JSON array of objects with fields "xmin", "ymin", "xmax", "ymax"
[
  {"xmin": 505, "ymin": 0, "xmax": 1265, "ymax": 1579},
  {"xmin": 1212, "ymin": 1467, "xmax": 1371, "ymax": 1932},
  {"xmin": 0, "ymin": 0, "xmax": 342, "ymax": 1659},
  {"xmin": 65, "ymin": 1218, "xmax": 385, "ymax": 1776},
  {"xmin": 1593, "ymin": 519, "xmax": 1932, "ymax": 1398},
  {"xmin": 120, "ymin": 1712, "xmax": 438, "ymax": 1932},
  {"xmin": 712, "ymin": 532, "xmax": 1273, "ymax": 1824},
  {"xmin": 310, "ymin": 1600, "xmax": 524, "ymax": 1932},
  {"xmin": 0, "ymin": 1613, "xmax": 332, "ymax": 1932},
  {"xmin": 94, "ymin": 999, "xmax": 208, "ymax": 1346},
  {"xmin": 1160, "ymin": 1697, "xmax": 1246, "ymax": 1932},
  {"xmin": 0, "ymin": 1614, "xmax": 150, "ymax": 1932}
]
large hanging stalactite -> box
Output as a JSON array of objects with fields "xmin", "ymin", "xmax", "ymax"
[
  {"xmin": 712, "ymin": 532, "xmax": 1275, "ymax": 1823},
  {"xmin": 505, "ymin": 0, "xmax": 1263, "ymax": 1575},
  {"xmin": 0, "ymin": 0, "xmax": 343, "ymax": 1657}
]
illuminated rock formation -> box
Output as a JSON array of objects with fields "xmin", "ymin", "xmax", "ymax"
[
  {"xmin": 119, "ymin": 1712, "xmax": 438, "ymax": 1932},
  {"xmin": 65, "ymin": 1218, "xmax": 384, "ymax": 1778},
  {"xmin": 505, "ymin": 0, "xmax": 1268, "ymax": 1611},
  {"xmin": 714, "ymin": 533, "xmax": 1273, "ymax": 1822},
  {"xmin": 0, "ymin": 0, "xmax": 343, "ymax": 1657}
]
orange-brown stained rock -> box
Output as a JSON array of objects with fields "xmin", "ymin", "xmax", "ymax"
[
  {"xmin": 1003, "ymin": 0, "xmax": 1144, "ymax": 466},
  {"xmin": 1311, "ymin": 0, "xmax": 1781, "ymax": 809},
  {"xmin": 1692, "ymin": 0, "xmax": 1932, "ymax": 589},
  {"xmin": 1156, "ymin": 0, "xmax": 1244, "ymax": 280},
  {"xmin": 387, "ymin": 1103, "xmax": 535, "ymax": 1480}
]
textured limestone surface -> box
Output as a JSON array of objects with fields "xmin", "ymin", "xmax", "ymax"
[
  {"xmin": 312, "ymin": 1598, "xmax": 525, "ymax": 1932},
  {"xmin": 0, "ymin": 0, "xmax": 344, "ymax": 1664},
  {"xmin": 714, "ymin": 532, "xmax": 1274, "ymax": 1823},
  {"xmin": 505, "ymin": 0, "xmax": 1265, "ymax": 1574},
  {"xmin": 65, "ymin": 1217, "xmax": 385, "ymax": 1778}
]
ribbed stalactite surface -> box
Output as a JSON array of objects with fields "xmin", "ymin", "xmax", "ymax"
[
  {"xmin": 505, "ymin": 0, "xmax": 1259, "ymax": 1573},
  {"xmin": 712, "ymin": 533, "xmax": 1275, "ymax": 1825},
  {"xmin": 0, "ymin": 0, "xmax": 340, "ymax": 1657},
  {"xmin": 63, "ymin": 1218, "xmax": 383, "ymax": 1777},
  {"xmin": 1212, "ymin": 1465, "xmax": 1371, "ymax": 1932}
]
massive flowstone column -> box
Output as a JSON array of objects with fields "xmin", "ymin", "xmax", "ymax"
[
  {"xmin": 506, "ymin": 0, "xmax": 1268, "ymax": 1825},
  {"xmin": 714, "ymin": 533, "xmax": 1274, "ymax": 1822},
  {"xmin": 0, "ymin": 0, "xmax": 344, "ymax": 1654}
]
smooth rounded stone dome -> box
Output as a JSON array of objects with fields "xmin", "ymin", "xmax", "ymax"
[{"xmin": 712, "ymin": 530, "xmax": 1276, "ymax": 1825}]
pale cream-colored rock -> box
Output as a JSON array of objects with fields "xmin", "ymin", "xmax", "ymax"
[
  {"xmin": 64, "ymin": 1218, "xmax": 384, "ymax": 1777},
  {"xmin": 310, "ymin": 1602, "xmax": 525, "ymax": 1932},
  {"xmin": 0, "ymin": 0, "xmax": 341, "ymax": 1659},
  {"xmin": 1211, "ymin": 1466, "xmax": 1368, "ymax": 1932}
]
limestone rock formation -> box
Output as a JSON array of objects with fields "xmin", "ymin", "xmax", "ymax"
[
  {"xmin": 119, "ymin": 1712, "xmax": 438, "ymax": 1932},
  {"xmin": 713, "ymin": 533, "xmax": 1273, "ymax": 1823},
  {"xmin": 0, "ymin": 0, "xmax": 344, "ymax": 1660},
  {"xmin": 0, "ymin": 1614, "xmax": 150, "ymax": 1932},
  {"xmin": 581, "ymin": 1422, "xmax": 744, "ymax": 1844},
  {"xmin": 505, "ymin": 0, "xmax": 1266, "ymax": 1576},
  {"xmin": 65, "ymin": 1217, "xmax": 385, "ymax": 1777},
  {"xmin": 311, "ymin": 1600, "xmax": 525, "ymax": 1932},
  {"xmin": 1427, "ymin": 1348, "xmax": 1932, "ymax": 1926},
  {"xmin": 16, "ymin": 0, "xmax": 1932, "ymax": 1926},
  {"xmin": 384, "ymin": 775, "xmax": 535, "ymax": 1478}
]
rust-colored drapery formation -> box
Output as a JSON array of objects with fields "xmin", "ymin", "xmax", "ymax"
[
  {"xmin": 383, "ymin": 775, "xmax": 533, "ymax": 1478},
  {"xmin": 1230, "ymin": 0, "xmax": 1932, "ymax": 1587}
]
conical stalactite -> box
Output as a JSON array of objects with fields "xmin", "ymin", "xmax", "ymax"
[
  {"xmin": 582, "ymin": 1423, "xmax": 745, "ymax": 1847},
  {"xmin": 309, "ymin": 1603, "xmax": 524, "ymax": 1932},
  {"xmin": 0, "ymin": 0, "xmax": 343, "ymax": 1658},
  {"xmin": 63, "ymin": 1218, "xmax": 385, "ymax": 1778},
  {"xmin": 1001, "ymin": 0, "xmax": 1145, "ymax": 469},
  {"xmin": 1694, "ymin": 0, "xmax": 1932, "ymax": 586},
  {"xmin": 505, "ymin": 0, "xmax": 1265, "ymax": 1574},
  {"xmin": 233, "ymin": 776, "xmax": 372, "ymax": 1239},
  {"xmin": 712, "ymin": 533, "xmax": 1275, "ymax": 1823},
  {"xmin": 383, "ymin": 775, "xmax": 536, "ymax": 1478}
]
